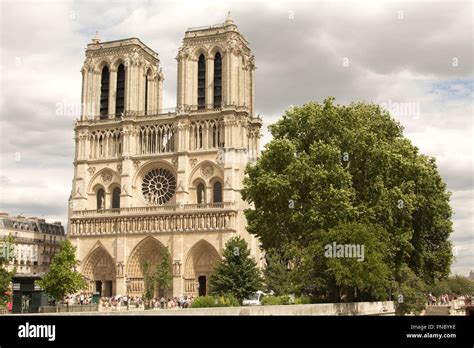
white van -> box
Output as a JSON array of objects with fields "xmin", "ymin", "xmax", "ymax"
[{"xmin": 242, "ymin": 290, "xmax": 274, "ymax": 306}]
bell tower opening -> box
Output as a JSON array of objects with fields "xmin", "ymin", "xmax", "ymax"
[
  {"xmin": 213, "ymin": 52, "xmax": 222, "ymax": 107},
  {"xmin": 100, "ymin": 66, "xmax": 110, "ymax": 118},
  {"xmin": 115, "ymin": 64, "xmax": 125, "ymax": 116},
  {"xmin": 197, "ymin": 54, "xmax": 206, "ymax": 109}
]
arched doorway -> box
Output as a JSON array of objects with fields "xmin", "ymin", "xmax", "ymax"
[
  {"xmin": 126, "ymin": 237, "xmax": 172, "ymax": 297},
  {"xmin": 82, "ymin": 245, "xmax": 116, "ymax": 297},
  {"xmin": 183, "ymin": 240, "xmax": 220, "ymax": 297}
]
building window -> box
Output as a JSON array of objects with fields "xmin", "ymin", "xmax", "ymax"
[
  {"xmin": 197, "ymin": 54, "xmax": 206, "ymax": 109},
  {"xmin": 112, "ymin": 187, "xmax": 121, "ymax": 209},
  {"xmin": 96, "ymin": 188, "xmax": 105, "ymax": 210},
  {"xmin": 145, "ymin": 69, "xmax": 150, "ymax": 115},
  {"xmin": 115, "ymin": 64, "xmax": 125, "ymax": 116},
  {"xmin": 198, "ymin": 125, "xmax": 203, "ymax": 149},
  {"xmin": 214, "ymin": 52, "xmax": 222, "ymax": 107},
  {"xmin": 213, "ymin": 181, "xmax": 223, "ymax": 203},
  {"xmin": 197, "ymin": 183, "xmax": 206, "ymax": 204},
  {"xmin": 100, "ymin": 66, "xmax": 110, "ymax": 118},
  {"xmin": 141, "ymin": 168, "xmax": 177, "ymax": 205}
]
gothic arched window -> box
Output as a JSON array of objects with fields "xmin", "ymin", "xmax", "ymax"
[
  {"xmin": 100, "ymin": 66, "xmax": 110, "ymax": 118},
  {"xmin": 145, "ymin": 69, "xmax": 150, "ymax": 115},
  {"xmin": 115, "ymin": 64, "xmax": 125, "ymax": 116},
  {"xmin": 96, "ymin": 188, "xmax": 105, "ymax": 210},
  {"xmin": 112, "ymin": 187, "xmax": 121, "ymax": 209},
  {"xmin": 213, "ymin": 181, "xmax": 222, "ymax": 203},
  {"xmin": 214, "ymin": 52, "xmax": 222, "ymax": 108},
  {"xmin": 197, "ymin": 183, "xmax": 206, "ymax": 204},
  {"xmin": 198, "ymin": 125, "xmax": 203, "ymax": 149},
  {"xmin": 212, "ymin": 124, "xmax": 217, "ymax": 148},
  {"xmin": 197, "ymin": 54, "xmax": 206, "ymax": 109}
]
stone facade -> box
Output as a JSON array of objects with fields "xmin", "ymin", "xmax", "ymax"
[
  {"xmin": 0, "ymin": 213, "xmax": 66, "ymax": 275},
  {"xmin": 68, "ymin": 14, "xmax": 262, "ymax": 298}
]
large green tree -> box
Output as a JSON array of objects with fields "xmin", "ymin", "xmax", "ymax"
[
  {"xmin": 431, "ymin": 275, "xmax": 474, "ymax": 296},
  {"xmin": 36, "ymin": 239, "xmax": 87, "ymax": 306},
  {"xmin": 242, "ymin": 98, "xmax": 453, "ymax": 301},
  {"xmin": 209, "ymin": 236, "xmax": 263, "ymax": 302},
  {"xmin": 292, "ymin": 223, "xmax": 393, "ymax": 302}
]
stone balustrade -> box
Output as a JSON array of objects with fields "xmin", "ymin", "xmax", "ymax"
[
  {"xmin": 69, "ymin": 205, "xmax": 237, "ymax": 236},
  {"xmin": 72, "ymin": 202, "xmax": 234, "ymax": 217}
]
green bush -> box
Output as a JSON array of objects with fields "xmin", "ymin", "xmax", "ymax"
[
  {"xmin": 191, "ymin": 294, "xmax": 240, "ymax": 308},
  {"xmin": 216, "ymin": 294, "xmax": 240, "ymax": 307},
  {"xmin": 294, "ymin": 295, "xmax": 312, "ymax": 304},
  {"xmin": 262, "ymin": 295, "xmax": 290, "ymax": 306},
  {"xmin": 191, "ymin": 296, "xmax": 217, "ymax": 308}
]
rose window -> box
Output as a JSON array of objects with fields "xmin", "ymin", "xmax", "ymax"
[{"xmin": 141, "ymin": 168, "xmax": 176, "ymax": 205}]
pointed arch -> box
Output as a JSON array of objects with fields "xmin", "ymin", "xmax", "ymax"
[
  {"xmin": 82, "ymin": 242, "xmax": 116, "ymax": 296},
  {"xmin": 145, "ymin": 68, "xmax": 152, "ymax": 115},
  {"xmin": 213, "ymin": 52, "xmax": 222, "ymax": 107},
  {"xmin": 212, "ymin": 181, "xmax": 223, "ymax": 203},
  {"xmin": 100, "ymin": 66, "xmax": 110, "ymax": 118},
  {"xmin": 126, "ymin": 236, "xmax": 171, "ymax": 296},
  {"xmin": 188, "ymin": 160, "xmax": 223, "ymax": 187},
  {"xmin": 115, "ymin": 64, "xmax": 125, "ymax": 116},
  {"xmin": 197, "ymin": 54, "xmax": 206, "ymax": 109},
  {"xmin": 183, "ymin": 240, "xmax": 221, "ymax": 296},
  {"xmin": 112, "ymin": 186, "xmax": 121, "ymax": 208},
  {"xmin": 96, "ymin": 187, "xmax": 105, "ymax": 210}
]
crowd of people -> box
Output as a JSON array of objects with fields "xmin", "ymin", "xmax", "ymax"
[
  {"xmin": 427, "ymin": 293, "xmax": 472, "ymax": 306},
  {"xmin": 64, "ymin": 294, "xmax": 93, "ymax": 306},
  {"xmin": 99, "ymin": 295, "xmax": 196, "ymax": 310},
  {"xmin": 56, "ymin": 292, "xmax": 197, "ymax": 310}
]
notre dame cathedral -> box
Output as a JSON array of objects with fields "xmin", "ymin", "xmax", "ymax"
[{"xmin": 68, "ymin": 14, "xmax": 262, "ymax": 298}]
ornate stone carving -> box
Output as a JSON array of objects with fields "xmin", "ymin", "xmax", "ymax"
[
  {"xmin": 190, "ymin": 158, "xmax": 198, "ymax": 168},
  {"xmin": 171, "ymin": 157, "xmax": 178, "ymax": 167},
  {"xmin": 142, "ymin": 168, "xmax": 177, "ymax": 205},
  {"xmin": 116, "ymin": 262, "xmax": 124, "ymax": 277},
  {"xmin": 133, "ymin": 160, "xmax": 141, "ymax": 169},
  {"xmin": 177, "ymin": 45, "xmax": 191, "ymax": 60},
  {"xmin": 117, "ymin": 164, "xmax": 122, "ymax": 174},
  {"xmin": 173, "ymin": 261, "xmax": 182, "ymax": 276},
  {"xmin": 87, "ymin": 167, "xmax": 96, "ymax": 175},
  {"xmin": 201, "ymin": 164, "xmax": 214, "ymax": 178},
  {"xmin": 101, "ymin": 170, "xmax": 113, "ymax": 183}
]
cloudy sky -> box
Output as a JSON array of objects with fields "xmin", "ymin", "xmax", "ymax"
[{"xmin": 0, "ymin": 0, "xmax": 472, "ymax": 275}]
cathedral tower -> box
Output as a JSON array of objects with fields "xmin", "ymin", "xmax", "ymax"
[{"xmin": 69, "ymin": 15, "xmax": 262, "ymax": 299}]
